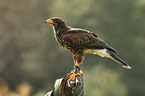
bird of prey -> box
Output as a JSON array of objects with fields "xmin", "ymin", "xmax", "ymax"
[{"xmin": 45, "ymin": 17, "xmax": 131, "ymax": 80}]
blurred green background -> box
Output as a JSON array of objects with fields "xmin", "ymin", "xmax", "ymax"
[{"xmin": 0, "ymin": 0, "xmax": 145, "ymax": 96}]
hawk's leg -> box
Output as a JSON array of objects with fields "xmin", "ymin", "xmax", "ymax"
[
  {"xmin": 73, "ymin": 53, "xmax": 84, "ymax": 66},
  {"xmin": 67, "ymin": 54, "xmax": 84, "ymax": 83},
  {"xmin": 67, "ymin": 67, "xmax": 82, "ymax": 83}
]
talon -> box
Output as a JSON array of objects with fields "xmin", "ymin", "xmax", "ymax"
[{"xmin": 67, "ymin": 72, "xmax": 82, "ymax": 83}]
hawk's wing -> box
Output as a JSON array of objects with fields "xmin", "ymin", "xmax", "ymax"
[{"xmin": 61, "ymin": 29, "xmax": 117, "ymax": 53}]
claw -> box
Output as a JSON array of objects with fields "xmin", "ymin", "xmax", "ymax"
[{"xmin": 67, "ymin": 72, "xmax": 81, "ymax": 83}]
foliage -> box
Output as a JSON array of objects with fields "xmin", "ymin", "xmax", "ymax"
[{"xmin": 84, "ymin": 65, "xmax": 127, "ymax": 96}]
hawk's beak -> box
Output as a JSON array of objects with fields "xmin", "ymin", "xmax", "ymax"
[{"xmin": 45, "ymin": 19, "xmax": 53, "ymax": 24}]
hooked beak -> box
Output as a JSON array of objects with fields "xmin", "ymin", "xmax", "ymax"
[{"xmin": 45, "ymin": 19, "xmax": 53, "ymax": 24}]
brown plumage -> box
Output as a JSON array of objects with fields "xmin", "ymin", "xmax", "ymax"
[{"xmin": 45, "ymin": 17, "xmax": 131, "ymax": 69}]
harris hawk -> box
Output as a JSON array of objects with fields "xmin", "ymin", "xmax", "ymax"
[{"xmin": 45, "ymin": 17, "xmax": 131, "ymax": 81}]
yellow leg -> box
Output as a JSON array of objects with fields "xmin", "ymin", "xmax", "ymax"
[
  {"xmin": 67, "ymin": 72, "xmax": 81, "ymax": 83},
  {"xmin": 75, "ymin": 63, "xmax": 80, "ymax": 67},
  {"xmin": 67, "ymin": 63, "xmax": 81, "ymax": 83}
]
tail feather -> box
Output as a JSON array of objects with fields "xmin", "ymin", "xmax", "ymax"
[
  {"xmin": 84, "ymin": 48, "xmax": 131, "ymax": 69},
  {"xmin": 107, "ymin": 50, "xmax": 131, "ymax": 69},
  {"xmin": 106, "ymin": 46, "xmax": 118, "ymax": 54}
]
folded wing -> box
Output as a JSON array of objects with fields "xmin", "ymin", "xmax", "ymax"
[{"xmin": 61, "ymin": 29, "xmax": 117, "ymax": 54}]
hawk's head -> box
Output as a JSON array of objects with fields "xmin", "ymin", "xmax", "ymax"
[{"xmin": 45, "ymin": 17, "xmax": 66, "ymax": 27}]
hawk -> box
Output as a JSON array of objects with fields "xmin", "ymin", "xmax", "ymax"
[{"xmin": 45, "ymin": 17, "xmax": 131, "ymax": 80}]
